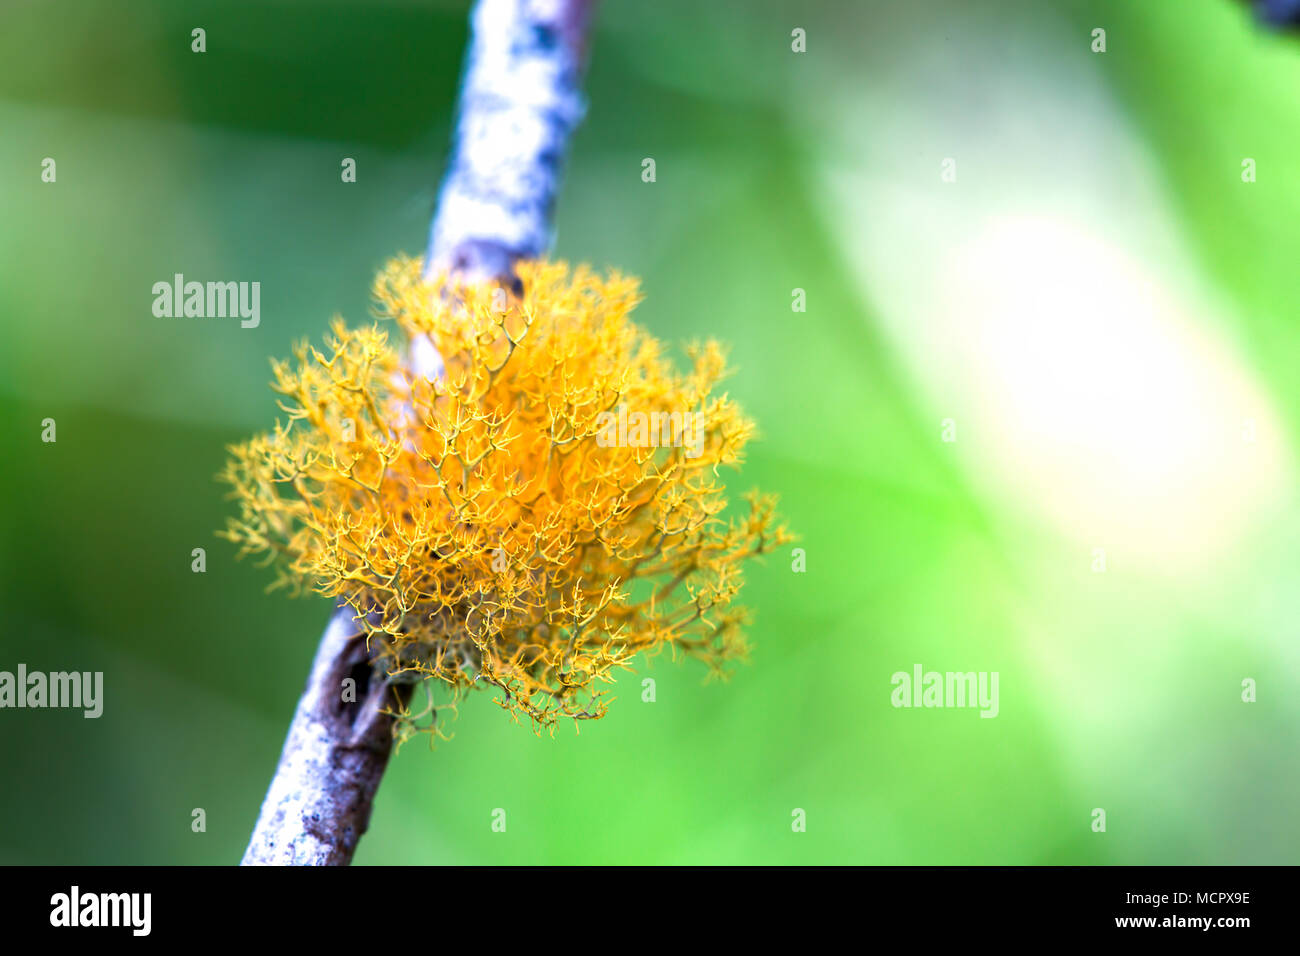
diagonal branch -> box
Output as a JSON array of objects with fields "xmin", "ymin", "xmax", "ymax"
[
  {"xmin": 240, "ymin": 0, "xmax": 595, "ymax": 867},
  {"xmin": 425, "ymin": 0, "xmax": 592, "ymax": 284},
  {"xmin": 241, "ymin": 610, "xmax": 406, "ymax": 865}
]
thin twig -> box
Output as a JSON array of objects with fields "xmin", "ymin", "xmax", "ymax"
[
  {"xmin": 425, "ymin": 0, "xmax": 592, "ymax": 283},
  {"xmin": 240, "ymin": 610, "xmax": 406, "ymax": 865},
  {"xmin": 240, "ymin": 0, "xmax": 594, "ymax": 866}
]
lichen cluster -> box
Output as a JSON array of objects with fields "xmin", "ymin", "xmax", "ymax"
[{"xmin": 220, "ymin": 257, "xmax": 790, "ymax": 734}]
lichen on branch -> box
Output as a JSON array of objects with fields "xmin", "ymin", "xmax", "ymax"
[{"xmin": 221, "ymin": 257, "xmax": 791, "ymax": 734}]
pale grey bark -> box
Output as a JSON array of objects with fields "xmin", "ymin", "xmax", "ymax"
[
  {"xmin": 424, "ymin": 0, "xmax": 592, "ymax": 283},
  {"xmin": 241, "ymin": 610, "xmax": 403, "ymax": 865},
  {"xmin": 241, "ymin": 0, "xmax": 593, "ymax": 866}
]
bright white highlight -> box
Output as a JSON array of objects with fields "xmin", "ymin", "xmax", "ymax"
[
  {"xmin": 811, "ymin": 22, "xmax": 1293, "ymax": 574},
  {"xmin": 931, "ymin": 215, "xmax": 1289, "ymax": 568}
]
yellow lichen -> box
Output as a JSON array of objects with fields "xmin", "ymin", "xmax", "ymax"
[{"xmin": 220, "ymin": 256, "xmax": 791, "ymax": 734}]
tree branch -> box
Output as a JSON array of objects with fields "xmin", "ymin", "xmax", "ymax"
[
  {"xmin": 240, "ymin": 0, "xmax": 594, "ymax": 866},
  {"xmin": 424, "ymin": 0, "xmax": 592, "ymax": 283},
  {"xmin": 241, "ymin": 610, "xmax": 407, "ymax": 865}
]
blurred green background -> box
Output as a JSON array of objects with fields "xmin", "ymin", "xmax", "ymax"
[{"xmin": 2, "ymin": 0, "xmax": 1298, "ymax": 864}]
